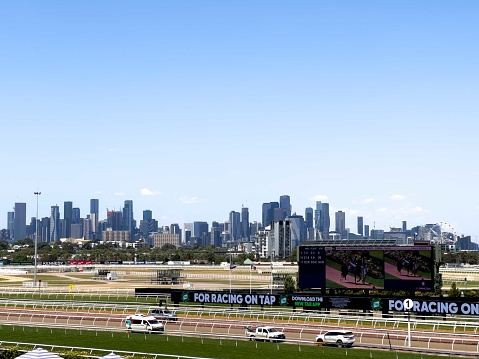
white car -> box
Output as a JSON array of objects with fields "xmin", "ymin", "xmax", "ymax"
[
  {"xmin": 315, "ymin": 330, "xmax": 355, "ymax": 347},
  {"xmin": 125, "ymin": 314, "xmax": 164, "ymax": 333}
]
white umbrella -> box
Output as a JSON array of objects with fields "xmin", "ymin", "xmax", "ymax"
[
  {"xmin": 99, "ymin": 353, "xmax": 124, "ymax": 359},
  {"xmin": 15, "ymin": 348, "xmax": 63, "ymax": 359}
]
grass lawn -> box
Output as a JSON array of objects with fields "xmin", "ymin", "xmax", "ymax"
[{"xmin": 0, "ymin": 326, "xmax": 466, "ymax": 359}]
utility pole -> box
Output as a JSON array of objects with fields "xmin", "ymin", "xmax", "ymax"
[{"xmin": 33, "ymin": 191, "xmax": 41, "ymax": 287}]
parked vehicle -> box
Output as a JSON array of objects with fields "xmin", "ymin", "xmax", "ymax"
[
  {"xmin": 149, "ymin": 307, "xmax": 178, "ymax": 321},
  {"xmin": 125, "ymin": 314, "xmax": 164, "ymax": 333},
  {"xmin": 315, "ymin": 330, "xmax": 355, "ymax": 347},
  {"xmin": 245, "ymin": 326, "xmax": 285, "ymax": 342}
]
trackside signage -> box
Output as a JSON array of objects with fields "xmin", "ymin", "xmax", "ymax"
[
  {"xmin": 388, "ymin": 299, "xmax": 479, "ymax": 315},
  {"xmin": 193, "ymin": 292, "xmax": 277, "ymax": 305},
  {"xmin": 176, "ymin": 291, "xmax": 279, "ymax": 305}
]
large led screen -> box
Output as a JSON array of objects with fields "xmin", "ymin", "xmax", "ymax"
[{"xmin": 299, "ymin": 245, "xmax": 434, "ymax": 291}]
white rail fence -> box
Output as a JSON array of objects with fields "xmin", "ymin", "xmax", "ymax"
[
  {"xmin": 2, "ymin": 310, "xmax": 479, "ymax": 348},
  {"xmin": 2, "ymin": 299, "xmax": 479, "ymax": 332}
]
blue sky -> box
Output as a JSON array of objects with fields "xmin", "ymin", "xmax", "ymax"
[{"xmin": 1, "ymin": 1, "xmax": 478, "ymax": 238}]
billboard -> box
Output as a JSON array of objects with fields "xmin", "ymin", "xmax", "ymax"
[{"xmin": 299, "ymin": 245, "xmax": 434, "ymax": 291}]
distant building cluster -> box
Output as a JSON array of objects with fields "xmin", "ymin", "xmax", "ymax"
[{"xmin": 2, "ymin": 195, "xmax": 473, "ymax": 258}]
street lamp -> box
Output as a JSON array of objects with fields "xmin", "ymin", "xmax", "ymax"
[{"xmin": 34, "ymin": 191, "xmax": 41, "ymax": 286}]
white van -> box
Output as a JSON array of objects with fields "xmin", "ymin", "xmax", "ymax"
[{"xmin": 125, "ymin": 314, "xmax": 164, "ymax": 333}]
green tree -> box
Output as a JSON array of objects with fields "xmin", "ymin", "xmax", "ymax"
[
  {"xmin": 448, "ymin": 282, "xmax": 461, "ymax": 298},
  {"xmin": 284, "ymin": 274, "xmax": 296, "ymax": 293}
]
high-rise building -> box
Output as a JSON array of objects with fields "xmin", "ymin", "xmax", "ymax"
[
  {"xmin": 13, "ymin": 203, "xmax": 26, "ymax": 241},
  {"xmin": 64, "ymin": 201, "xmax": 72, "ymax": 238},
  {"xmin": 83, "ymin": 218, "xmax": 92, "ymax": 240},
  {"xmin": 289, "ymin": 214, "xmax": 305, "ymax": 248},
  {"xmin": 90, "ymin": 199, "xmax": 99, "ymax": 239},
  {"xmin": 358, "ymin": 216, "xmax": 364, "ymax": 236},
  {"xmin": 273, "ymin": 207, "xmax": 287, "ymax": 222},
  {"xmin": 305, "ymin": 207, "xmax": 314, "ymax": 240},
  {"xmin": 184, "ymin": 229, "xmax": 192, "ymax": 245},
  {"xmin": 270, "ymin": 219, "xmax": 291, "ymax": 259},
  {"xmin": 364, "ymin": 224, "xmax": 370, "ymax": 239},
  {"xmin": 122, "ymin": 200, "xmax": 134, "ymax": 241},
  {"xmin": 261, "ymin": 202, "xmax": 279, "ymax": 229},
  {"xmin": 27, "ymin": 217, "xmax": 36, "ymax": 238},
  {"xmin": 279, "ymin": 195, "xmax": 291, "ymax": 218},
  {"xmin": 143, "ymin": 210, "xmax": 152, "ymax": 221},
  {"xmin": 193, "ymin": 221, "xmax": 209, "ymax": 245},
  {"xmin": 41, "ymin": 217, "xmax": 50, "ymax": 242},
  {"xmin": 250, "ymin": 221, "xmax": 261, "ymax": 237},
  {"xmin": 183, "ymin": 223, "xmax": 193, "ymax": 244},
  {"xmin": 152, "ymin": 233, "xmax": 180, "ymax": 248},
  {"xmin": 49, "ymin": 205, "xmax": 60, "ymax": 242},
  {"xmin": 139, "ymin": 220, "xmax": 150, "ymax": 238},
  {"xmin": 229, "ymin": 211, "xmax": 241, "ymax": 242},
  {"xmin": 320, "ymin": 202, "xmax": 330, "ymax": 240},
  {"xmin": 211, "ymin": 224, "xmax": 222, "ymax": 247},
  {"xmin": 170, "ymin": 223, "xmax": 181, "ymax": 245},
  {"xmin": 90, "ymin": 199, "xmax": 99, "ymax": 214},
  {"xmin": 72, "ymin": 208, "xmax": 80, "ymax": 224},
  {"xmin": 107, "ymin": 210, "xmax": 122, "ymax": 230},
  {"xmin": 314, "ymin": 201, "xmax": 322, "ymax": 239},
  {"xmin": 241, "ymin": 206, "xmax": 250, "ymax": 240},
  {"xmin": 71, "ymin": 223, "xmax": 82, "ymax": 239},
  {"xmin": 7, "ymin": 212, "xmax": 14, "ymax": 240},
  {"xmin": 89, "ymin": 199, "xmax": 99, "ymax": 240},
  {"xmin": 335, "ymin": 210, "xmax": 346, "ymax": 236},
  {"xmin": 402, "ymin": 221, "xmax": 407, "ymax": 232}
]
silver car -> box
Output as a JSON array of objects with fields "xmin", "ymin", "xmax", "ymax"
[
  {"xmin": 315, "ymin": 330, "xmax": 355, "ymax": 347},
  {"xmin": 150, "ymin": 308, "xmax": 178, "ymax": 321}
]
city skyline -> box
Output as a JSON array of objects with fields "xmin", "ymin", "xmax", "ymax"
[
  {"xmin": 1, "ymin": 2, "xmax": 478, "ymax": 237},
  {"xmin": 1, "ymin": 194, "xmax": 468, "ymax": 239}
]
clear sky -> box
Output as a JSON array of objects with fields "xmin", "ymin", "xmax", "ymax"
[{"xmin": 0, "ymin": 1, "xmax": 478, "ymax": 238}]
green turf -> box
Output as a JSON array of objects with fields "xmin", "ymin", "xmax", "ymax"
[{"xmin": 0, "ymin": 326, "xmax": 468, "ymax": 359}]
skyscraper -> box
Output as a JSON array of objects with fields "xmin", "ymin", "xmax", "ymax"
[
  {"xmin": 358, "ymin": 216, "xmax": 364, "ymax": 236},
  {"xmin": 143, "ymin": 210, "xmax": 152, "ymax": 221},
  {"xmin": 279, "ymin": 195, "xmax": 291, "ymax": 218},
  {"xmin": 241, "ymin": 206, "xmax": 250, "ymax": 240},
  {"xmin": 72, "ymin": 208, "xmax": 81, "ymax": 224},
  {"xmin": 335, "ymin": 210, "xmax": 346, "ymax": 235},
  {"xmin": 90, "ymin": 199, "xmax": 99, "ymax": 214},
  {"xmin": 270, "ymin": 219, "xmax": 291, "ymax": 258},
  {"xmin": 90, "ymin": 199, "xmax": 99, "ymax": 240},
  {"xmin": 289, "ymin": 214, "xmax": 305, "ymax": 248},
  {"xmin": 13, "ymin": 203, "xmax": 26, "ymax": 241},
  {"xmin": 314, "ymin": 201, "xmax": 322, "ymax": 239},
  {"xmin": 364, "ymin": 224, "xmax": 370, "ymax": 239},
  {"xmin": 107, "ymin": 210, "xmax": 122, "ymax": 230},
  {"xmin": 211, "ymin": 224, "xmax": 222, "ymax": 248},
  {"xmin": 83, "ymin": 218, "xmax": 92, "ymax": 240},
  {"xmin": 41, "ymin": 217, "xmax": 50, "ymax": 242},
  {"xmin": 191, "ymin": 221, "xmax": 205, "ymax": 237},
  {"xmin": 261, "ymin": 202, "xmax": 279, "ymax": 228},
  {"xmin": 122, "ymin": 200, "xmax": 134, "ymax": 241},
  {"xmin": 320, "ymin": 202, "xmax": 330, "ymax": 240},
  {"xmin": 7, "ymin": 212, "xmax": 14, "ymax": 240},
  {"xmin": 170, "ymin": 223, "xmax": 181, "ymax": 245},
  {"xmin": 49, "ymin": 205, "xmax": 60, "ymax": 242},
  {"xmin": 64, "ymin": 201, "xmax": 73, "ymax": 238},
  {"xmin": 304, "ymin": 207, "xmax": 314, "ymax": 240},
  {"xmin": 229, "ymin": 211, "xmax": 241, "ymax": 242}
]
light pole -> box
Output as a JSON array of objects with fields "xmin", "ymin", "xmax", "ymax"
[{"xmin": 34, "ymin": 191, "xmax": 41, "ymax": 286}]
